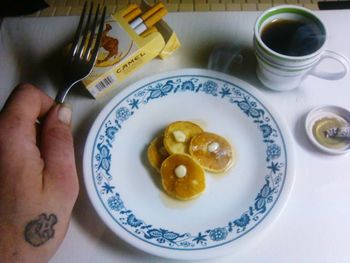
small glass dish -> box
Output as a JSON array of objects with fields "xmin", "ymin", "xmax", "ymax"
[{"xmin": 305, "ymin": 105, "xmax": 350, "ymax": 155}]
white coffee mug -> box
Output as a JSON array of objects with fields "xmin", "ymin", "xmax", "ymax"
[{"xmin": 254, "ymin": 5, "xmax": 349, "ymax": 91}]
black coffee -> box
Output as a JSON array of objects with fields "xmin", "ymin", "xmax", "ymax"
[{"xmin": 261, "ymin": 19, "xmax": 325, "ymax": 56}]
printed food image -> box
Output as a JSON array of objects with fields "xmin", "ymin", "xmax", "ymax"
[
  {"xmin": 189, "ymin": 132, "xmax": 235, "ymax": 173},
  {"xmin": 96, "ymin": 22, "xmax": 133, "ymax": 68},
  {"xmin": 163, "ymin": 121, "xmax": 203, "ymax": 154},
  {"xmin": 147, "ymin": 121, "xmax": 236, "ymax": 201},
  {"xmin": 161, "ymin": 154, "xmax": 206, "ymax": 200}
]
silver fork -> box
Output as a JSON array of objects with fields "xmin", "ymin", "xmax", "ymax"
[{"xmin": 55, "ymin": 2, "xmax": 106, "ymax": 104}]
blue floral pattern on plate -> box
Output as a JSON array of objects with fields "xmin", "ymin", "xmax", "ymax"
[{"xmin": 90, "ymin": 74, "xmax": 287, "ymax": 250}]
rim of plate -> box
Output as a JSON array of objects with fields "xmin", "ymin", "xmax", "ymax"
[{"xmin": 83, "ymin": 68, "xmax": 295, "ymax": 260}]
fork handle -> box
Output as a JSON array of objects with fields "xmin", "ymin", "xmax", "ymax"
[
  {"xmin": 55, "ymin": 83, "xmax": 75, "ymax": 104},
  {"xmin": 55, "ymin": 89, "xmax": 69, "ymax": 104}
]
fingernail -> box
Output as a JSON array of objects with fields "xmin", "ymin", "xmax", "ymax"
[{"xmin": 58, "ymin": 104, "xmax": 72, "ymax": 125}]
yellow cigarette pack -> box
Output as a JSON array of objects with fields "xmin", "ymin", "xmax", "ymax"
[{"xmin": 83, "ymin": 2, "xmax": 181, "ymax": 98}]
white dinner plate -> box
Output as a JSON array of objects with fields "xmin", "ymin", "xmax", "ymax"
[{"xmin": 83, "ymin": 68, "xmax": 295, "ymax": 260}]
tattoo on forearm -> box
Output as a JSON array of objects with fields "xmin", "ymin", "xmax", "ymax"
[{"xmin": 24, "ymin": 213, "xmax": 58, "ymax": 247}]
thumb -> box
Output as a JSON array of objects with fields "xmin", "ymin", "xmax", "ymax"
[{"xmin": 41, "ymin": 104, "xmax": 78, "ymax": 199}]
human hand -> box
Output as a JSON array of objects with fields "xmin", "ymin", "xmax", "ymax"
[{"xmin": 0, "ymin": 84, "xmax": 79, "ymax": 263}]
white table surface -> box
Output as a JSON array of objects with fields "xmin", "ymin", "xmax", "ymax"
[{"xmin": 1, "ymin": 10, "xmax": 350, "ymax": 263}]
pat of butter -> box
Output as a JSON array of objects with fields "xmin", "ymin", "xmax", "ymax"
[
  {"xmin": 173, "ymin": 130, "xmax": 186, "ymax": 142},
  {"xmin": 174, "ymin": 165, "xmax": 187, "ymax": 178},
  {"xmin": 208, "ymin": 142, "xmax": 220, "ymax": 153}
]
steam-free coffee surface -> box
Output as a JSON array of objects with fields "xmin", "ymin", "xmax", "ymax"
[{"xmin": 261, "ymin": 19, "xmax": 325, "ymax": 56}]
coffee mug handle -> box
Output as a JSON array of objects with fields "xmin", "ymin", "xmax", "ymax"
[{"xmin": 309, "ymin": 50, "xmax": 350, "ymax": 80}]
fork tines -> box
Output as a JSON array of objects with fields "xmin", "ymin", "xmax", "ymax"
[
  {"xmin": 54, "ymin": 2, "xmax": 106, "ymax": 104},
  {"xmin": 70, "ymin": 1, "xmax": 106, "ymax": 64}
]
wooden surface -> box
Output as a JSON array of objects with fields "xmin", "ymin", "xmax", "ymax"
[{"xmin": 29, "ymin": 0, "xmax": 321, "ymax": 16}]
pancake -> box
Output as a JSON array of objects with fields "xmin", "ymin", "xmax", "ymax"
[
  {"xmin": 147, "ymin": 135, "xmax": 169, "ymax": 172},
  {"xmin": 189, "ymin": 132, "xmax": 235, "ymax": 173},
  {"xmin": 160, "ymin": 154, "xmax": 206, "ymax": 200},
  {"xmin": 163, "ymin": 121, "xmax": 203, "ymax": 154}
]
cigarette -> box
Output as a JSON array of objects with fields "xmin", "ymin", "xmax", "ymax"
[
  {"xmin": 124, "ymin": 7, "xmax": 142, "ymax": 23},
  {"xmin": 325, "ymin": 126, "xmax": 350, "ymax": 139},
  {"xmin": 134, "ymin": 8, "xmax": 167, "ymax": 35},
  {"xmin": 121, "ymin": 4, "xmax": 138, "ymax": 17},
  {"xmin": 130, "ymin": 2, "xmax": 165, "ymax": 29}
]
